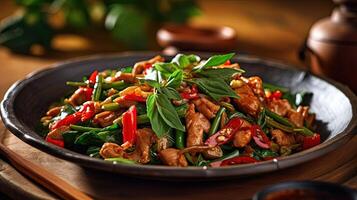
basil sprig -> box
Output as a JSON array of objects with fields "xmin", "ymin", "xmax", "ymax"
[
  {"xmin": 195, "ymin": 68, "xmax": 244, "ymax": 81},
  {"xmin": 193, "ymin": 53, "xmax": 235, "ymax": 72},
  {"xmin": 190, "ymin": 78, "xmax": 239, "ymax": 101},
  {"xmin": 146, "ymin": 93, "xmax": 185, "ymax": 137}
]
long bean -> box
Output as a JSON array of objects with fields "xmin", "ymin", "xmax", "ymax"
[
  {"xmin": 265, "ymin": 109, "xmax": 294, "ymax": 127},
  {"xmin": 92, "ymin": 74, "xmax": 103, "ymax": 101},
  {"xmin": 66, "ymin": 81, "xmax": 87, "ymax": 87},
  {"xmin": 175, "ymin": 130, "xmax": 185, "ymax": 149},
  {"xmin": 101, "ymin": 102, "xmax": 120, "ymax": 111},
  {"xmin": 266, "ymin": 117, "xmax": 294, "ymax": 133},
  {"xmin": 208, "ymin": 107, "xmax": 226, "ymax": 136},
  {"xmin": 102, "ymin": 81, "xmax": 129, "ymax": 90},
  {"xmin": 70, "ymin": 124, "xmax": 101, "ymax": 132}
]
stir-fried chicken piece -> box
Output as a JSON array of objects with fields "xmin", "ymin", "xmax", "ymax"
[
  {"xmin": 132, "ymin": 55, "xmax": 164, "ymax": 75},
  {"xmin": 119, "ymin": 86, "xmax": 152, "ymax": 98},
  {"xmin": 192, "ymin": 97, "xmax": 220, "ymax": 119},
  {"xmin": 288, "ymin": 110, "xmax": 304, "ymax": 128},
  {"xmin": 46, "ymin": 106, "xmax": 62, "ymax": 117},
  {"xmin": 267, "ymin": 99, "xmax": 292, "ymax": 116},
  {"xmin": 233, "ymin": 83, "xmax": 261, "ymax": 117},
  {"xmin": 247, "ymin": 76, "xmax": 266, "ymax": 101},
  {"xmin": 233, "ymin": 120, "xmax": 252, "ymax": 148},
  {"xmin": 47, "ymin": 126, "xmax": 70, "ymax": 140},
  {"xmin": 159, "ymin": 148, "xmax": 188, "ymax": 167},
  {"xmin": 113, "ymin": 96, "xmax": 137, "ymax": 108},
  {"xmin": 185, "ymin": 104, "xmax": 211, "ymax": 147},
  {"xmin": 126, "ymin": 128, "xmax": 155, "ymax": 164},
  {"xmin": 100, "ymin": 143, "xmax": 125, "ymax": 159},
  {"xmin": 113, "ymin": 72, "xmax": 136, "ymax": 83},
  {"xmin": 156, "ymin": 136, "xmax": 170, "ymax": 152},
  {"xmin": 271, "ymin": 129, "xmax": 296, "ymax": 146},
  {"xmin": 94, "ymin": 111, "xmax": 117, "ymax": 127},
  {"xmin": 67, "ymin": 88, "xmax": 88, "ymax": 106},
  {"xmin": 202, "ymin": 146, "xmax": 223, "ymax": 159}
]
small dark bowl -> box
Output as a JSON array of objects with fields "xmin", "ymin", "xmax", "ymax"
[
  {"xmin": 1, "ymin": 52, "xmax": 357, "ymax": 179},
  {"xmin": 253, "ymin": 181, "xmax": 357, "ymax": 200}
]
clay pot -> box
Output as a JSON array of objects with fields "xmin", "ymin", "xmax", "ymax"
[{"xmin": 305, "ymin": 0, "xmax": 357, "ymax": 92}]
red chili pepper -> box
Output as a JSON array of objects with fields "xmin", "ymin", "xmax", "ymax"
[
  {"xmin": 251, "ymin": 125, "xmax": 271, "ymax": 149},
  {"xmin": 73, "ymin": 87, "xmax": 93, "ymax": 102},
  {"xmin": 122, "ymin": 94, "xmax": 146, "ymax": 102},
  {"xmin": 220, "ymin": 156, "xmax": 258, "ymax": 166},
  {"xmin": 79, "ymin": 101, "xmax": 96, "ymax": 122},
  {"xmin": 89, "ymin": 70, "xmax": 98, "ymax": 85},
  {"xmin": 143, "ymin": 63, "xmax": 152, "ymax": 75},
  {"xmin": 51, "ymin": 112, "xmax": 81, "ymax": 130},
  {"xmin": 303, "ymin": 133, "xmax": 321, "ymax": 150},
  {"xmin": 205, "ymin": 117, "xmax": 243, "ymax": 147},
  {"xmin": 270, "ymin": 90, "xmax": 282, "ymax": 100},
  {"xmin": 224, "ymin": 60, "xmax": 231, "ymax": 65},
  {"xmin": 180, "ymin": 85, "xmax": 199, "ymax": 100},
  {"xmin": 45, "ymin": 136, "xmax": 64, "ymax": 148},
  {"xmin": 122, "ymin": 105, "xmax": 137, "ymax": 145}
]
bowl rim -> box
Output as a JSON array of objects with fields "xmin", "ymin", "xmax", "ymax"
[{"xmin": 1, "ymin": 51, "xmax": 357, "ymax": 179}]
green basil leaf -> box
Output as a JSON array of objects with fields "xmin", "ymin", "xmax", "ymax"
[
  {"xmin": 140, "ymin": 79, "xmax": 160, "ymax": 88},
  {"xmin": 191, "ymin": 78, "xmax": 239, "ymax": 101},
  {"xmin": 166, "ymin": 70, "xmax": 183, "ymax": 89},
  {"xmin": 159, "ymin": 87, "xmax": 181, "ymax": 100},
  {"xmin": 153, "ymin": 62, "xmax": 179, "ymax": 77},
  {"xmin": 196, "ymin": 68, "xmax": 244, "ymax": 81},
  {"xmin": 171, "ymin": 54, "xmax": 200, "ymax": 68},
  {"xmin": 120, "ymin": 66, "xmax": 133, "ymax": 73},
  {"xmin": 146, "ymin": 94, "xmax": 171, "ymax": 137},
  {"xmin": 156, "ymin": 94, "xmax": 185, "ymax": 131},
  {"xmin": 193, "ymin": 53, "xmax": 235, "ymax": 71}
]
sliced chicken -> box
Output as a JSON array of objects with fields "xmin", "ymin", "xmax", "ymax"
[
  {"xmin": 99, "ymin": 142, "xmax": 125, "ymax": 159},
  {"xmin": 247, "ymin": 76, "xmax": 266, "ymax": 101},
  {"xmin": 267, "ymin": 99, "xmax": 292, "ymax": 116},
  {"xmin": 94, "ymin": 111, "xmax": 117, "ymax": 127},
  {"xmin": 47, "ymin": 126, "xmax": 70, "ymax": 140},
  {"xmin": 185, "ymin": 104, "xmax": 211, "ymax": 147},
  {"xmin": 233, "ymin": 120, "xmax": 252, "ymax": 148},
  {"xmin": 132, "ymin": 55, "xmax": 164, "ymax": 75},
  {"xmin": 233, "ymin": 84, "xmax": 261, "ymax": 117},
  {"xmin": 159, "ymin": 148, "xmax": 188, "ymax": 167},
  {"xmin": 271, "ymin": 129, "xmax": 296, "ymax": 146},
  {"xmin": 192, "ymin": 97, "xmax": 220, "ymax": 119},
  {"xmin": 127, "ymin": 128, "xmax": 155, "ymax": 164}
]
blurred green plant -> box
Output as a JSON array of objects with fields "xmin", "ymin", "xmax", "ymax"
[{"xmin": 0, "ymin": 0, "xmax": 200, "ymax": 53}]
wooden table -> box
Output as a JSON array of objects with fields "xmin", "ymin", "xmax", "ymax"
[{"xmin": 2, "ymin": 1, "xmax": 356, "ymax": 200}]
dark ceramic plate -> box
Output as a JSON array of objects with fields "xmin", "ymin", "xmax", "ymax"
[{"xmin": 1, "ymin": 52, "xmax": 357, "ymax": 179}]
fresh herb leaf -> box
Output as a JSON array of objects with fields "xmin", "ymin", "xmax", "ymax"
[
  {"xmin": 140, "ymin": 79, "xmax": 160, "ymax": 88},
  {"xmin": 193, "ymin": 53, "xmax": 235, "ymax": 71},
  {"xmin": 156, "ymin": 94, "xmax": 185, "ymax": 131},
  {"xmin": 146, "ymin": 94, "xmax": 171, "ymax": 137},
  {"xmin": 191, "ymin": 78, "xmax": 239, "ymax": 101},
  {"xmin": 195, "ymin": 68, "xmax": 244, "ymax": 81},
  {"xmin": 166, "ymin": 70, "xmax": 183, "ymax": 88},
  {"xmin": 153, "ymin": 62, "xmax": 179, "ymax": 77},
  {"xmin": 171, "ymin": 54, "xmax": 200, "ymax": 68},
  {"xmin": 121, "ymin": 66, "xmax": 133, "ymax": 73},
  {"xmin": 257, "ymin": 108, "xmax": 266, "ymax": 129},
  {"xmin": 159, "ymin": 87, "xmax": 181, "ymax": 100}
]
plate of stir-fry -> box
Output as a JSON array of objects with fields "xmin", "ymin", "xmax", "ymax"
[{"xmin": 2, "ymin": 52, "xmax": 356, "ymax": 178}]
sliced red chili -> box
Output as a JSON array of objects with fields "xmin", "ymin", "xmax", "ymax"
[
  {"xmin": 303, "ymin": 133, "xmax": 321, "ymax": 150},
  {"xmin": 251, "ymin": 125, "xmax": 271, "ymax": 149},
  {"xmin": 79, "ymin": 101, "xmax": 96, "ymax": 122},
  {"xmin": 51, "ymin": 112, "xmax": 81, "ymax": 130},
  {"xmin": 143, "ymin": 63, "xmax": 152, "ymax": 75},
  {"xmin": 270, "ymin": 90, "xmax": 282, "ymax": 100},
  {"xmin": 122, "ymin": 105, "xmax": 137, "ymax": 145},
  {"xmin": 88, "ymin": 70, "xmax": 98, "ymax": 85},
  {"xmin": 45, "ymin": 136, "xmax": 64, "ymax": 148},
  {"xmin": 224, "ymin": 60, "xmax": 231, "ymax": 65},
  {"xmin": 220, "ymin": 156, "xmax": 258, "ymax": 166},
  {"xmin": 180, "ymin": 85, "xmax": 199, "ymax": 100},
  {"xmin": 122, "ymin": 94, "xmax": 146, "ymax": 102},
  {"xmin": 205, "ymin": 117, "xmax": 242, "ymax": 147}
]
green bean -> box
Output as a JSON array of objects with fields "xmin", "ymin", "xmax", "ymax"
[
  {"xmin": 101, "ymin": 102, "xmax": 120, "ymax": 111},
  {"xmin": 219, "ymin": 101, "xmax": 235, "ymax": 112},
  {"xmin": 70, "ymin": 124, "xmax": 101, "ymax": 132},
  {"xmin": 66, "ymin": 81, "xmax": 87, "ymax": 87},
  {"xmin": 175, "ymin": 130, "xmax": 185, "ymax": 149},
  {"xmin": 92, "ymin": 74, "xmax": 103, "ymax": 101},
  {"xmin": 102, "ymin": 81, "xmax": 128, "ymax": 90},
  {"xmin": 293, "ymin": 128, "xmax": 314, "ymax": 136},
  {"xmin": 265, "ymin": 109, "xmax": 294, "ymax": 127},
  {"xmin": 266, "ymin": 117, "xmax": 294, "ymax": 133},
  {"xmin": 208, "ymin": 107, "xmax": 226, "ymax": 136},
  {"xmin": 105, "ymin": 157, "xmax": 137, "ymax": 164}
]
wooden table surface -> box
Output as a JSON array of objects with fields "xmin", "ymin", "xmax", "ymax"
[{"xmin": 2, "ymin": 1, "xmax": 356, "ymax": 200}]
